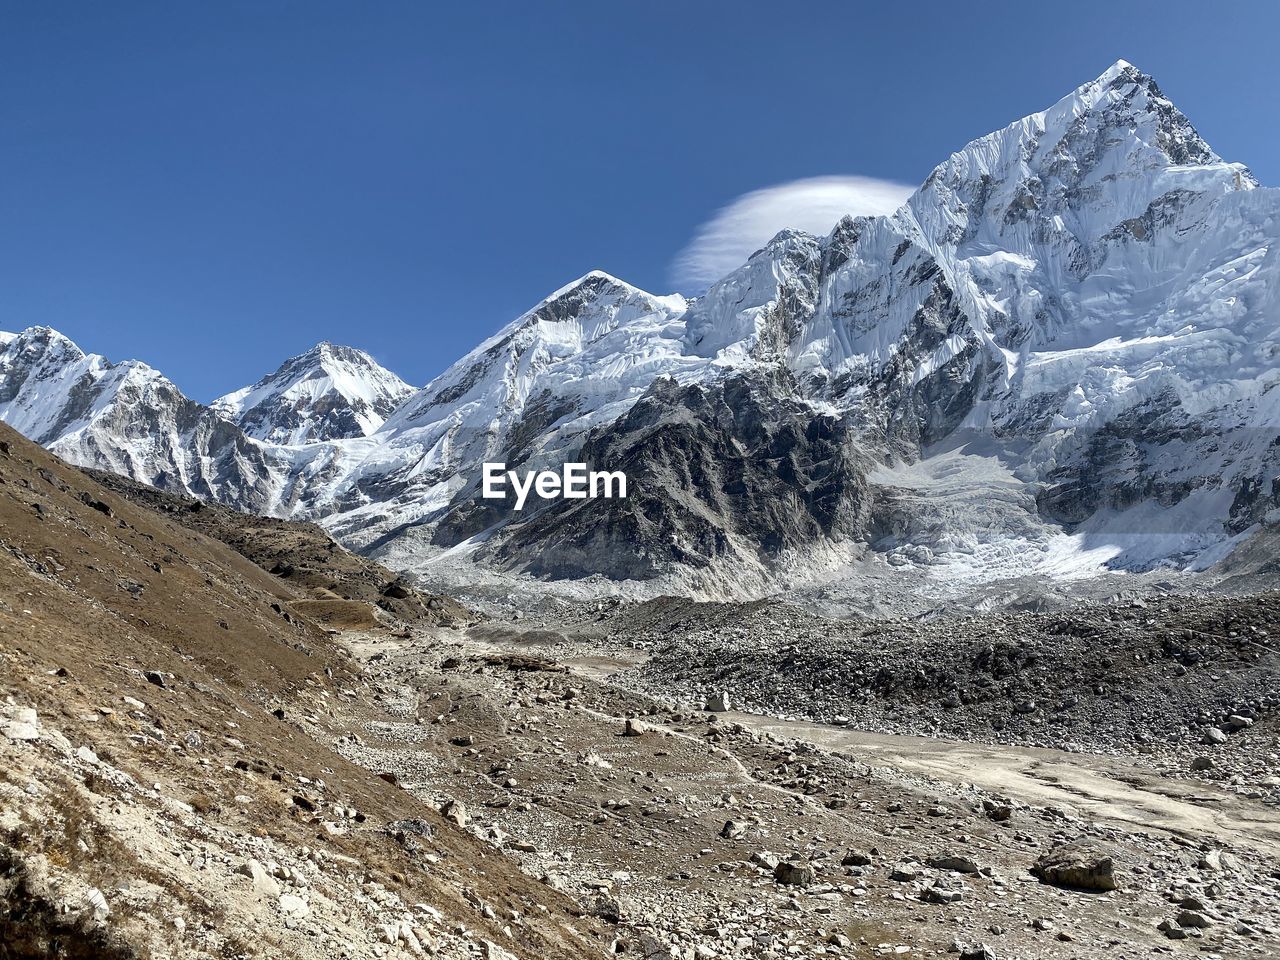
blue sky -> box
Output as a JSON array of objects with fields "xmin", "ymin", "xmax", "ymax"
[{"xmin": 2, "ymin": 1, "xmax": 1276, "ymax": 402}]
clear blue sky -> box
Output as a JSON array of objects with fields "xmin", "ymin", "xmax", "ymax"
[{"xmin": 2, "ymin": 1, "xmax": 1276, "ymax": 401}]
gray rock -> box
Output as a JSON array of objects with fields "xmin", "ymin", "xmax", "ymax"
[
  {"xmin": 1177, "ymin": 910, "xmax": 1211, "ymax": 928},
  {"xmin": 82, "ymin": 887, "xmax": 110, "ymax": 922},
  {"xmin": 719, "ymin": 819, "xmax": 747, "ymax": 840},
  {"xmin": 1031, "ymin": 841, "xmax": 1117, "ymax": 892},
  {"xmin": 622, "ymin": 718, "xmax": 649, "ymax": 737},
  {"xmin": 441, "ymin": 798, "xmax": 468, "ymax": 828},
  {"xmin": 1197, "ymin": 849, "xmax": 1245, "ymax": 874},
  {"xmin": 930, "ymin": 854, "xmax": 981, "ymax": 873},
  {"xmin": 982, "ymin": 800, "xmax": 1013, "ymax": 822},
  {"xmin": 923, "ymin": 885, "xmax": 963, "ymax": 904},
  {"xmin": 773, "ymin": 860, "xmax": 814, "ymax": 886},
  {"xmin": 236, "ymin": 859, "xmax": 282, "ymax": 898}
]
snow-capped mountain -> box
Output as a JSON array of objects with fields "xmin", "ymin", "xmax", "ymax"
[
  {"xmin": 0, "ymin": 327, "xmax": 278, "ymax": 507},
  {"xmin": 214, "ymin": 341, "xmax": 415, "ymax": 445},
  {"xmin": 4, "ymin": 61, "xmax": 1279, "ymax": 596}
]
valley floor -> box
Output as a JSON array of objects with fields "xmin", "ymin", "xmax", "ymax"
[
  {"xmin": 5, "ymin": 601, "xmax": 1279, "ymax": 960},
  {"xmin": 314, "ymin": 613, "xmax": 1279, "ymax": 959}
]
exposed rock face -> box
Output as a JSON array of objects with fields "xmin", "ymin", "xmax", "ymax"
[
  {"xmin": 4, "ymin": 61, "xmax": 1279, "ymax": 592},
  {"xmin": 480, "ymin": 372, "xmax": 877, "ymax": 580}
]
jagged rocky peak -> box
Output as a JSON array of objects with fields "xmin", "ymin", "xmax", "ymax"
[
  {"xmin": 1, "ymin": 325, "xmax": 87, "ymax": 367},
  {"xmin": 214, "ymin": 340, "xmax": 415, "ymax": 445},
  {"xmin": 1101, "ymin": 60, "xmax": 1217, "ymax": 165},
  {"xmin": 0, "ymin": 326, "xmax": 143, "ymax": 445},
  {"xmin": 906, "ymin": 60, "xmax": 1249, "ymax": 255},
  {"xmin": 533, "ymin": 269, "xmax": 651, "ymax": 318},
  {"xmin": 683, "ymin": 230, "xmax": 824, "ymax": 361},
  {"xmin": 0, "ymin": 326, "xmax": 280, "ymax": 511}
]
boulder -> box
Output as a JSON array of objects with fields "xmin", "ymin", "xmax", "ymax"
[
  {"xmin": 1177, "ymin": 910, "xmax": 1212, "ymax": 928},
  {"xmin": 982, "ymin": 800, "xmax": 1013, "ymax": 822},
  {"xmin": 751, "ymin": 850, "xmax": 780, "ymax": 871},
  {"xmin": 622, "ymin": 718, "xmax": 649, "ymax": 737},
  {"xmin": 719, "ymin": 819, "xmax": 747, "ymax": 840},
  {"xmin": 82, "ymin": 887, "xmax": 110, "ymax": 922},
  {"xmin": 441, "ymin": 798, "xmax": 468, "ymax": 828},
  {"xmin": 3, "ymin": 707, "xmax": 40, "ymax": 741},
  {"xmin": 773, "ymin": 860, "xmax": 814, "ymax": 886},
  {"xmin": 923, "ymin": 884, "xmax": 963, "ymax": 904},
  {"xmin": 380, "ymin": 580, "xmax": 413, "ymax": 600},
  {"xmin": 929, "ymin": 854, "xmax": 981, "ymax": 873},
  {"xmin": 236, "ymin": 859, "xmax": 282, "ymax": 898},
  {"xmin": 1031, "ymin": 841, "xmax": 1117, "ymax": 891}
]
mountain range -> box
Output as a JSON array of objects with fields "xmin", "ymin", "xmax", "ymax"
[{"xmin": 4, "ymin": 61, "xmax": 1278, "ymax": 598}]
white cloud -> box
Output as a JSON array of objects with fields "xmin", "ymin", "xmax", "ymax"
[{"xmin": 670, "ymin": 175, "xmax": 915, "ymax": 292}]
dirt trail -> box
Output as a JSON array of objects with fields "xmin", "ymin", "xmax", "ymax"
[
  {"xmin": 733, "ymin": 713, "xmax": 1280, "ymax": 858},
  {"xmin": 469, "ymin": 625, "xmax": 1280, "ymax": 859}
]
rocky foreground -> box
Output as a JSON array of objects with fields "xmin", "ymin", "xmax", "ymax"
[
  {"xmin": 294, "ymin": 618, "xmax": 1280, "ymax": 959},
  {"xmin": 0, "ymin": 423, "xmax": 603, "ymax": 960}
]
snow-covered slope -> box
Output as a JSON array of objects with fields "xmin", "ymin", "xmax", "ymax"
[
  {"xmin": 214, "ymin": 341, "xmax": 414, "ymax": 445},
  {"xmin": 313, "ymin": 271, "xmax": 696, "ymax": 546},
  {"xmin": 4, "ymin": 61, "xmax": 1279, "ymax": 596}
]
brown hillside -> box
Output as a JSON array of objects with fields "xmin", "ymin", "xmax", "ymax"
[
  {"xmin": 85, "ymin": 466, "xmax": 474, "ymax": 629},
  {"xmin": 0, "ymin": 423, "xmax": 606, "ymax": 960}
]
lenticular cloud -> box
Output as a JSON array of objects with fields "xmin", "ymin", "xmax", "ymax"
[{"xmin": 670, "ymin": 175, "xmax": 915, "ymax": 292}]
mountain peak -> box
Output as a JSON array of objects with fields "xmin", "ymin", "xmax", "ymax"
[
  {"xmin": 904, "ymin": 59, "xmax": 1225, "ymax": 256},
  {"xmin": 539, "ymin": 269, "xmax": 647, "ymax": 307},
  {"xmin": 14, "ymin": 324, "xmax": 82, "ymax": 348},
  {"xmin": 293, "ymin": 339, "xmax": 387, "ymax": 371},
  {"xmin": 1052, "ymin": 59, "xmax": 1217, "ymax": 165},
  {"xmin": 213, "ymin": 341, "xmax": 414, "ymax": 445},
  {"xmin": 1093, "ymin": 58, "xmax": 1137, "ymax": 85}
]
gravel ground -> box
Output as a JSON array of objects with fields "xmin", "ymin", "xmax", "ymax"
[
  {"xmin": 591, "ymin": 594, "xmax": 1280, "ymax": 807},
  {"xmin": 338, "ymin": 621, "xmax": 1280, "ymax": 960}
]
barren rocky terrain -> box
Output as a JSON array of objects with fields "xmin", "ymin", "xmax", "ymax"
[
  {"xmin": 0, "ymin": 424, "xmax": 605, "ymax": 960},
  {"xmin": 1, "ymin": 423, "xmax": 1278, "ymax": 959}
]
